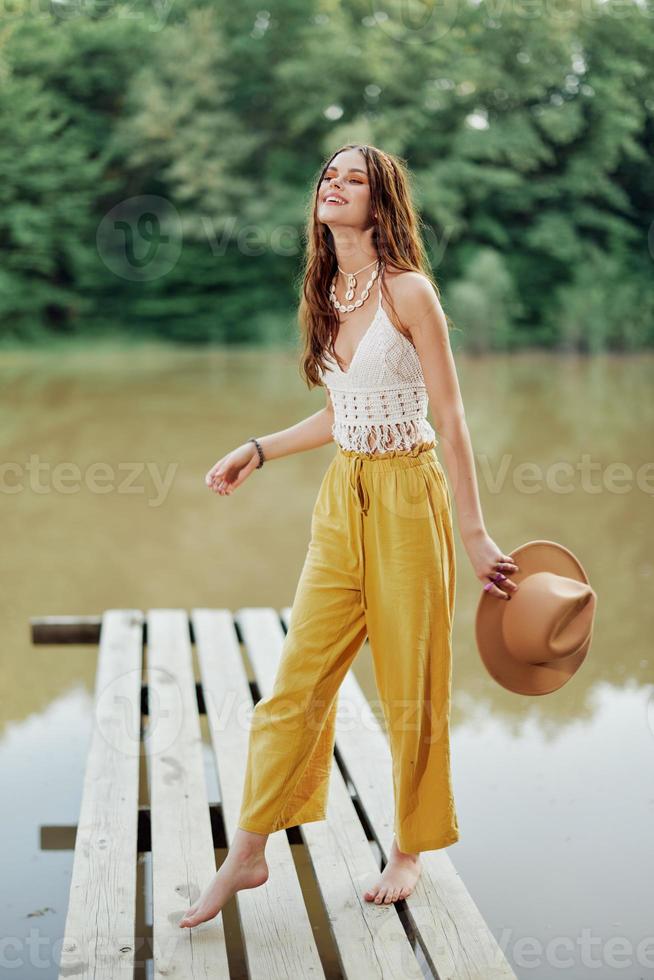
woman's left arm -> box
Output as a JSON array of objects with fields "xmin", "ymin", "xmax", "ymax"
[{"xmin": 393, "ymin": 272, "xmax": 519, "ymax": 600}]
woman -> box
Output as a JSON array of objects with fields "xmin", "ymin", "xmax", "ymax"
[{"xmin": 180, "ymin": 143, "xmax": 519, "ymax": 929}]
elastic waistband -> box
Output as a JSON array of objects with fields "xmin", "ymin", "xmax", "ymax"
[{"xmin": 336, "ymin": 439, "xmax": 438, "ymax": 471}]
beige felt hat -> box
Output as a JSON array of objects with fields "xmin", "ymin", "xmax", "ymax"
[{"xmin": 475, "ymin": 539, "xmax": 597, "ymax": 696}]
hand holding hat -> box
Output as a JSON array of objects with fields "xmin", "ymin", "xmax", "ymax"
[{"xmin": 476, "ymin": 539, "xmax": 597, "ymax": 696}]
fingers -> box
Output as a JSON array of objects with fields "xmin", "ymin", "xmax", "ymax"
[
  {"xmin": 206, "ymin": 456, "xmax": 258, "ymax": 496},
  {"xmin": 216, "ymin": 474, "xmax": 234, "ymax": 495},
  {"xmin": 483, "ymin": 581, "xmax": 512, "ymax": 600},
  {"xmin": 495, "ymin": 554, "xmax": 519, "ymax": 572},
  {"xmin": 488, "ymin": 570, "xmax": 519, "ymax": 595},
  {"xmin": 205, "ymin": 458, "xmax": 226, "ymax": 484},
  {"xmin": 206, "ymin": 468, "xmax": 232, "ymax": 495},
  {"xmin": 206, "ymin": 469, "xmax": 222, "ymax": 489},
  {"xmin": 482, "ymin": 553, "xmax": 520, "ymax": 600}
]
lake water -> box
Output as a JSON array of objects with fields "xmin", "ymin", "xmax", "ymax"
[{"xmin": 1, "ymin": 341, "xmax": 652, "ymax": 979}]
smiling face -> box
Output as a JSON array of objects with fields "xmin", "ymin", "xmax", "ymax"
[{"xmin": 316, "ymin": 147, "xmax": 374, "ymax": 229}]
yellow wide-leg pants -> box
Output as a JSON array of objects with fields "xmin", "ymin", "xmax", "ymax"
[{"xmin": 238, "ymin": 439, "xmax": 460, "ymax": 854}]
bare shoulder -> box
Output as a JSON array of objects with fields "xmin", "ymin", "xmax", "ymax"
[{"xmin": 382, "ymin": 267, "xmax": 444, "ymax": 342}]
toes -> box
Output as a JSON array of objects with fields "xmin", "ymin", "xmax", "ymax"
[
  {"xmin": 180, "ymin": 906, "xmax": 201, "ymax": 927},
  {"xmin": 366, "ymin": 880, "xmax": 406, "ymax": 904},
  {"xmin": 368, "ymin": 874, "xmax": 419, "ymax": 905}
]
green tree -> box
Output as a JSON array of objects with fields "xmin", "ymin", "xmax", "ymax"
[{"xmin": 0, "ymin": 0, "xmax": 652, "ymax": 348}]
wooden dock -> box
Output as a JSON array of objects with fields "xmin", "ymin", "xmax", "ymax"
[{"xmin": 32, "ymin": 608, "xmax": 517, "ymax": 979}]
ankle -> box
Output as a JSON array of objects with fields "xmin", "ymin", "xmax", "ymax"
[
  {"xmin": 231, "ymin": 829, "xmax": 268, "ymax": 861},
  {"xmin": 393, "ymin": 839, "xmax": 420, "ymax": 861}
]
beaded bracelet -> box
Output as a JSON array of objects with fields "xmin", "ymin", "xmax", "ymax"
[{"xmin": 248, "ymin": 437, "xmax": 265, "ymax": 469}]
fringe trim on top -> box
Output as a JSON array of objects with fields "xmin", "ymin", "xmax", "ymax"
[{"xmin": 332, "ymin": 417, "xmax": 437, "ymax": 454}]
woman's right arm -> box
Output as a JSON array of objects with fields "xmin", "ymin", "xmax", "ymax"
[
  {"xmin": 255, "ymin": 388, "xmax": 335, "ymax": 462},
  {"xmin": 206, "ymin": 389, "xmax": 335, "ymax": 495}
]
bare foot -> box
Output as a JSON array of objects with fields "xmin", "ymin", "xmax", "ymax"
[
  {"xmin": 363, "ymin": 837, "xmax": 421, "ymax": 904},
  {"xmin": 179, "ymin": 830, "xmax": 269, "ymax": 928}
]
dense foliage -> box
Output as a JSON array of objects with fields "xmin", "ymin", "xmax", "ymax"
[{"xmin": 1, "ymin": 0, "xmax": 653, "ymax": 351}]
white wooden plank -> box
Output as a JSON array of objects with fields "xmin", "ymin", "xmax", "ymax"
[
  {"xmin": 57, "ymin": 608, "xmax": 143, "ymax": 980},
  {"xmin": 147, "ymin": 609, "xmax": 230, "ymax": 976}
]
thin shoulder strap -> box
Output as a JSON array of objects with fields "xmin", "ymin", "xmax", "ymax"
[{"xmin": 377, "ymin": 262, "xmax": 384, "ymax": 310}]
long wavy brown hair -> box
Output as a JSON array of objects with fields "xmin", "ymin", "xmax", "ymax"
[{"xmin": 298, "ymin": 143, "xmax": 450, "ymax": 388}]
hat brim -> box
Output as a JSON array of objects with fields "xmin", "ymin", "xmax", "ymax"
[{"xmin": 475, "ymin": 539, "xmax": 595, "ymax": 696}]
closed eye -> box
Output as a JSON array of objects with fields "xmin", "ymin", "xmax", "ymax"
[{"xmin": 322, "ymin": 175, "xmax": 365, "ymax": 184}]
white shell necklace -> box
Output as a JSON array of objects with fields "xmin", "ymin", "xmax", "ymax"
[{"xmin": 329, "ymin": 259, "xmax": 382, "ymax": 314}]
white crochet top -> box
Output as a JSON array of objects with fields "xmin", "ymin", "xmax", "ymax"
[{"xmin": 320, "ymin": 269, "xmax": 437, "ymax": 454}]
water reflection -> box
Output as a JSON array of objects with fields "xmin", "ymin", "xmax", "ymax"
[{"xmin": 1, "ymin": 342, "xmax": 652, "ymax": 979}]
